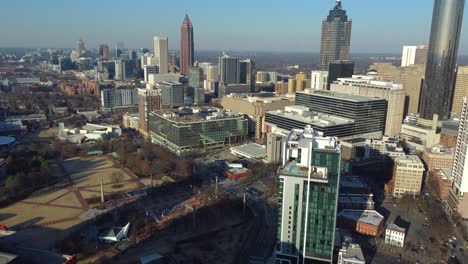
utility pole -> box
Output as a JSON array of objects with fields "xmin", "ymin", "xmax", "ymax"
[
  {"xmin": 215, "ymin": 176, "xmax": 219, "ymax": 199},
  {"xmin": 100, "ymin": 179, "xmax": 105, "ymax": 204}
]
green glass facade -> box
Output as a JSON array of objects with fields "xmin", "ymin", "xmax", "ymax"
[{"xmin": 148, "ymin": 109, "xmax": 248, "ymax": 155}]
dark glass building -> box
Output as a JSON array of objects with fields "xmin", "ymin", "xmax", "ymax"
[
  {"xmin": 420, "ymin": 0, "xmax": 465, "ymax": 120},
  {"xmin": 319, "ymin": 0, "xmax": 352, "ymax": 71},
  {"xmin": 327, "ymin": 60, "xmax": 354, "ymax": 89},
  {"xmin": 295, "ymin": 92, "xmax": 387, "ymax": 137}
]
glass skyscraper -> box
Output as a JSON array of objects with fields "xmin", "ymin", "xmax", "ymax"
[
  {"xmin": 276, "ymin": 126, "xmax": 341, "ymax": 263},
  {"xmin": 420, "ymin": 0, "xmax": 465, "ymax": 120},
  {"xmin": 319, "ymin": 0, "xmax": 352, "ymax": 71}
]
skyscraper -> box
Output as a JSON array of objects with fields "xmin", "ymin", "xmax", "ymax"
[
  {"xmin": 319, "ymin": 0, "xmax": 352, "ymax": 71},
  {"xmin": 180, "ymin": 14, "xmax": 194, "ymax": 76},
  {"xmin": 452, "ymin": 66, "xmax": 468, "ymax": 118},
  {"xmin": 76, "ymin": 39, "xmax": 85, "ymax": 56},
  {"xmin": 240, "ymin": 59, "xmax": 256, "ymax": 91},
  {"xmin": 99, "ymin": 44, "xmax": 110, "ymax": 61},
  {"xmin": 154, "ymin": 36, "xmax": 169, "ymax": 74},
  {"xmin": 420, "ymin": 0, "xmax": 465, "ymax": 120},
  {"xmin": 448, "ymin": 97, "xmax": 468, "ymax": 219},
  {"xmin": 401, "ymin": 45, "xmax": 429, "ymax": 67},
  {"xmin": 276, "ymin": 126, "xmax": 341, "ymax": 263},
  {"xmin": 219, "ymin": 54, "xmax": 240, "ymax": 85}
]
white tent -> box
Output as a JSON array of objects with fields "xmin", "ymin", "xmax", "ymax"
[{"xmin": 97, "ymin": 222, "xmax": 130, "ymax": 242}]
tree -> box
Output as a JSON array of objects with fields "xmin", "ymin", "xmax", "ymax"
[{"xmin": 111, "ymin": 171, "xmax": 124, "ymax": 188}]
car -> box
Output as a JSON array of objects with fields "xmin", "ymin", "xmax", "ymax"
[{"xmin": 245, "ymin": 187, "xmax": 263, "ymax": 197}]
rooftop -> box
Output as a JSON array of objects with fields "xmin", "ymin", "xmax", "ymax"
[
  {"xmin": 340, "ymin": 176, "xmax": 368, "ymax": 189},
  {"xmin": 334, "ymin": 75, "xmax": 403, "ymax": 90},
  {"xmin": 425, "ymin": 145, "xmax": 454, "ymax": 155},
  {"xmin": 151, "ymin": 107, "xmax": 244, "ymax": 123},
  {"xmin": 339, "ymin": 194, "xmax": 374, "ymax": 205},
  {"xmin": 338, "ymin": 210, "xmax": 384, "ymax": 227},
  {"xmin": 438, "ymin": 168, "xmax": 453, "ymax": 181},
  {"xmin": 298, "ymin": 91, "xmax": 386, "ymax": 103},
  {"xmin": 230, "ymin": 143, "xmax": 267, "ymax": 159},
  {"xmin": 340, "ymin": 243, "xmax": 365, "ymax": 263},
  {"xmin": 267, "ymin": 106, "xmax": 354, "ymax": 128},
  {"xmin": 387, "ymin": 223, "xmax": 405, "ymax": 233},
  {"xmin": 0, "ymin": 136, "xmax": 16, "ymax": 146},
  {"xmin": 395, "ymin": 155, "xmax": 424, "ymax": 166}
]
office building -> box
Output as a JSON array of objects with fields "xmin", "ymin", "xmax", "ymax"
[
  {"xmin": 256, "ymin": 71, "xmax": 278, "ymax": 84},
  {"xmin": 448, "ymin": 97, "xmax": 468, "ymax": 219},
  {"xmin": 219, "ymin": 54, "xmax": 240, "ymax": 85},
  {"xmin": 319, "ymin": 0, "xmax": 352, "ymax": 71},
  {"xmin": 420, "ymin": 0, "xmax": 465, "ymax": 120},
  {"xmin": 149, "ymin": 107, "xmax": 248, "ymax": 156},
  {"xmin": 421, "ymin": 145, "xmax": 454, "ymax": 173},
  {"xmin": 276, "ymin": 126, "xmax": 341, "ymax": 263},
  {"xmin": 400, "ymin": 114, "xmax": 440, "ymax": 151},
  {"xmin": 218, "ymin": 84, "xmax": 251, "ymax": 99},
  {"xmin": 154, "ymin": 36, "xmax": 169, "ymax": 74},
  {"xmin": 364, "ymin": 137, "xmax": 405, "ymax": 160},
  {"xmin": 144, "ymin": 65, "xmax": 159, "ymax": 83},
  {"xmin": 221, "ymin": 93, "xmax": 295, "ymax": 138},
  {"xmin": 385, "ymin": 155, "xmax": 425, "ymax": 198},
  {"xmin": 193, "ymin": 87, "xmax": 205, "ymax": 105},
  {"xmin": 76, "ymin": 39, "xmax": 85, "ymax": 56},
  {"xmin": 385, "ymin": 223, "xmax": 406, "ymax": 247},
  {"xmin": 327, "ymin": 60, "xmax": 354, "ymax": 88},
  {"xmin": 180, "ymin": 14, "xmax": 194, "ymax": 75},
  {"xmin": 311, "ymin": 71, "xmax": 329, "ymax": 91},
  {"xmin": 433, "ymin": 168, "xmax": 454, "ymax": 202},
  {"xmin": 295, "ymin": 91, "xmax": 388, "ymax": 139},
  {"xmin": 138, "ymin": 88, "xmax": 161, "ymax": 135},
  {"xmin": 123, "ymin": 113, "xmax": 140, "ymax": 130},
  {"xmin": 288, "ymin": 73, "xmax": 312, "ymax": 93},
  {"xmin": 330, "ymin": 75, "xmax": 406, "ymax": 136},
  {"xmin": 114, "ymin": 59, "xmax": 126, "ymax": 81},
  {"xmin": 169, "ymin": 52, "xmax": 177, "ymax": 67},
  {"xmin": 99, "ymin": 44, "xmax": 110, "ymax": 61},
  {"xmin": 266, "ymin": 133, "xmax": 283, "ymax": 164},
  {"xmin": 452, "ymin": 66, "xmax": 468, "ymax": 118},
  {"xmin": 240, "ymin": 59, "xmax": 256, "ymax": 90},
  {"xmin": 159, "ymin": 82, "xmax": 184, "ymax": 108},
  {"xmin": 188, "ymin": 66, "xmax": 204, "ymax": 89},
  {"xmin": 101, "ymin": 88, "xmax": 138, "ymax": 112},
  {"xmin": 440, "ymin": 119, "xmax": 460, "ymax": 148},
  {"xmin": 401, "ymin": 45, "xmax": 429, "ymax": 67}
]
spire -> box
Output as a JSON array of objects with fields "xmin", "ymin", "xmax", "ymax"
[
  {"xmin": 182, "ymin": 14, "xmax": 192, "ymax": 27},
  {"xmin": 334, "ymin": 0, "xmax": 342, "ymax": 10}
]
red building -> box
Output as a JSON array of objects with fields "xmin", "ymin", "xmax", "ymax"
[
  {"xmin": 337, "ymin": 210, "xmax": 384, "ymax": 237},
  {"xmin": 224, "ymin": 168, "xmax": 250, "ymax": 180}
]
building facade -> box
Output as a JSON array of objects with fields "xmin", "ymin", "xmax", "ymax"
[
  {"xmin": 159, "ymin": 82, "xmax": 184, "ymax": 108},
  {"xmin": 330, "ymin": 75, "xmax": 406, "ymax": 136},
  {"xmin": 386, "ymin": 155, "xmax": 425, "ymax": 198},
  {"xmin": 154, "ymin": 36, "xmax": 169, "ymax": 74},
  {"xmin": 452, "ymin": 66, "xmax": 468, "ymax": 118},
  {"xmin": 311, "ymin": 71, "xmax": 329, "ymax": 91},
  {"xmin": 148, "ymin": 107, "xmax": 248, "ymax": 156},
  {"xmin": 180, "ymin": 15, "xmax": 194, "ymax": 76},
  {"xmin": 421, "ymin": 145, "xmax": 454, "ymax": 173},
  {"xmin": 319, "ymin": 0, "xmax": 352, "ymax": 71},
  {"xmin": 401, "ymin": 45, "xmax": 428, "ymax": 67},
  {"xmin": 420, "ymin": 0, "xmax": 465, "ymax": 120},
  {"xmin": 138, "ymin": 88, "xmax": 161, "ymax": 135},
  {"xmin": 276, "ymin": 126, "xmax": 341, "ymax": 263},
  {"xmin": 385, "ymin": 223, "xmax": 405, "ymax": 247},
  {"xmin": 219, "ymin": 54, "xmax": 240, "ymax": 85}
]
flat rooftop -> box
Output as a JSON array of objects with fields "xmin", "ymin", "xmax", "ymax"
[
  {"xmin": 387, "ymin": 223, "xmax": 405, "ymax": 233},
  {"xmin": 340, "ymin": 176, "xmax": 368, "ymax": 189},
  {"xmin": 230, "ymin": 143, "xmax": 267, "ymax": 159},
  {"xmin": 151, "ymin": 107, "xmax": 244, "ymax": 123},
  {"xmin": 298, "ymin": 91, "xmax": 386, "ymax": 103},
  {"xmin": 266, "ymin": 108, "xmax": 354, "ymax": 128},
  {"xmin": 338, "ymin": 210, "xmax": 384, "ymax": 227}
]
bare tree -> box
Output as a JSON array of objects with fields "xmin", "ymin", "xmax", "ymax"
[{"xmin": 111, "ymin": 171, "xmax": 124, "ymax": 188}]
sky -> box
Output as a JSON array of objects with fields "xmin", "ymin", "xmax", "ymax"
[{"xmin": 1, "ymin": 0, "xmax": 468, "ymax": 54}]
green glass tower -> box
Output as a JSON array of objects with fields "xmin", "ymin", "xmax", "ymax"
[{"xmin": 276, "ymin": 126, "xmax": 341, "ymax": 263}]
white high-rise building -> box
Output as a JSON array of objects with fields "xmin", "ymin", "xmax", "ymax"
[
  {"xmin": 154, "ymin": 36, "xmax": 169, "ymax": 74},
  {"xmin": 401, "ymin": 45, "xmax": 428, "ymax": 67},
  {"xmin": 114, "ymin": 59, "xmax": 126, "ymax": 81},
  {"xmin": 449, "ymin": 97, "xmax": 468, "ymax": 219},
  {"xmin": 311, "ymin": 70, "xmax": 329, "ymax": 90}
]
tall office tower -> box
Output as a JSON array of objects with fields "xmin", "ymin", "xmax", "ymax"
[
  {"xmin": 219, "ymin": 54, "xmax": 240, "ymax": 85},
  {"xmin": 266, "ymin": 133, "xmax": 283, "ymax": 164},
  {"xmin": 206, "ymin": 65, "xmax": 219, "ymax": 82},
  {"xmin": 311, "ymin": 71, "xmax": 329, "ymax": 91},
  {"xmin": 144, "ymin": 65, "xmax": 159, "ymax": 83},
  {"xmin": 319, "ymin": 0, "xmax": 352, "ymax": 71},
  {"xmin": 240, "ymin": 59, "xmax": 256, "ymax": 91},
  {"xmin": 370, "ymin": 63, "xmax": 425, "ymax": 116},
  {"xmin": 330, "ymin": 75, "xmax": 406, "ymax": 137},
  {"xmin": 420, "ymin": 0, "xmax": 465, "ymax": 120},
  {"xmin": 327, "ymin": 60, "xmax": 354, "ymax": 88},
  {"xmin": 276, "ymin": 126, "xmax": 341, "ymax": 263},
  {"xmin": 188, "ymin": 66, "xmax": 204, "ymax": 89},
  {"xmin": 138, "ymin": 88, "xmax": 161, "ymax": 135},
  {"xmin": 169, "ymin": 52, "xmax": 177, "ymax": 66},
  {"xmin": 401, "ymin": 45, "xmax": 429, "ymax": 67},
  {"xmin": 452, "ymin": 66, "xmax": 468, "ymax": 118},
  {"xmin": 76, "ymin": 39, "xmax": 85, "ymax": 56},
  {"xmin": 159, "ymin": 82, "xmax": 184, "ymax": 108},
  {"xmin": 154, "ymin": 36, "xmax": 169, "ymax": 74},
  {"xmin": 99, "ymin": 44, "xmax": 110, "ymax": 60},
  {"xmin": 180, "ymin": 14, "xmax": 194, "ymax": 76},
  {"xmin": 114, "ymin": 59, "xmax": 126, "ymax": 81},
  {"xmin": 449, "ymin": 97, "xmax": 468, "ymax": 219}
]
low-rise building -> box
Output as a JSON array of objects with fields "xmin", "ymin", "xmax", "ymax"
[
  {"xmin": 421, "ymin": 145, "xmax": 454, "ymax": 173},
  {"xmin": 365, "ymin": 137, "xmax": 405, "ymax": 160},
  {"xmin": 221, "ymin": 93, "xmax": 294, "ymax": 138},
  {"xmin": 400, "ymin": 114, "xmax": 440, "ymax": 151},
  {"xmin": 385, "ymin": 155, "xmax": 425, "ymax": 198},
  {"xmin": 440, "ymin": 119, "xmax": 459, "ymax": 148},
  {"xmin": 432, "ymin": 168, "xmax": 453, "ymax": 202},
  {"xmin": 337, "ymin": 243, "xmax": 365, "ymax": 264},
  {"xmin": 122, "ymin": 113, "xmax": 140, "ymax": 130},
  {"xmin": 385, "ymin": 223, "xmax": 405, "ymax": 247},
  {"xmin": 230, "ymin": 143, "xmax": 267, "ymax": 160},
  {"xmin": 337, "ymin": 210, "xmax": 385, "ymax": 237},
  {"xmin": 58, "ymin": 123, "xmax": 122, "ymax": 144},
  {"xmin": 266, "ymin": 133, "xmax": 283, "ymax": 164},
  {"xmin": 148, "ymin": 107, "xmax": 248, "ymax": 156},
  {"xmin": 338, "ymin": 194, "xmax": 375, "ymax": 211}
]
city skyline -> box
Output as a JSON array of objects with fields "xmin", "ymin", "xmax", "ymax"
[{"xmin": 2, "ymin": 0, "xmax": 468, "ymax": 54}]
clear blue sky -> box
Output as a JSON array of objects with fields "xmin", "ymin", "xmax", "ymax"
[{"xmin": 2, "ymin": 0, "xmax": 467, "ymax": 54}]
